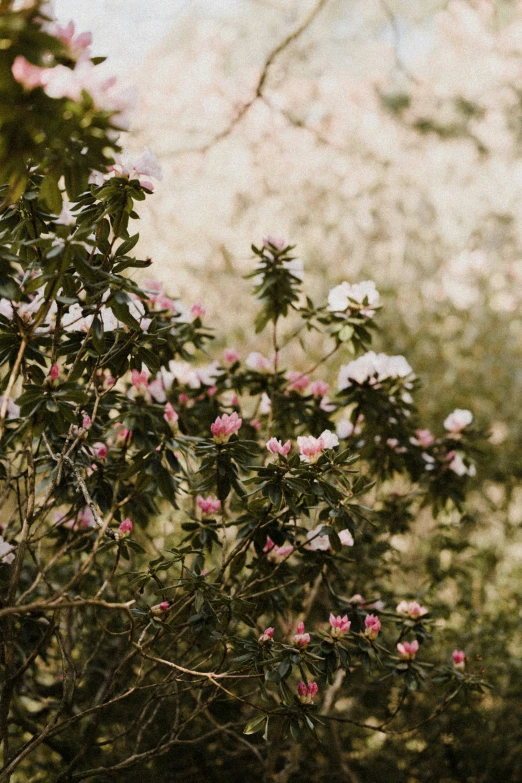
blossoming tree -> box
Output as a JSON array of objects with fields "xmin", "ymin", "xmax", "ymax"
[{"xmin": 0, "ymin": 3, "xmax": 490, "ymax": 781}]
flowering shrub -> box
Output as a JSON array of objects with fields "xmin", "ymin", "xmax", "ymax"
[{"xmin": 0, "ymin": 4, "xmax": 491, "ymax": 781}]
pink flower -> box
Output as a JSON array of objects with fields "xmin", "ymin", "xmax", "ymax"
[
  {"xmin": 223, "ymin": 348, "xmax": 240, "ymax": 365},
  {"xmin": 52, "ymin": 21, "xmax": 92, "ymax": 60},
  {"xmin": 11, "ymin": 56, "xmax": 46, "ymax": 90},
  {"xmin": 329, "ymin": 614, "xmax": 351, "ymax": 638},
  {"xmin": 364, "ymin": 614, "xmax": 381, "ymax": 640},
  {"xmin": 292, "ymin": 621, "xmax": 311, "ymax": 648},
  {"xmin": 415, "ymin": 429, "xmax": 435, "ymax": 447},
  {"xmin": 286, "ymin": 371, "xmax": 310, "ymax": 392},
  {"xmin": 151, "ymin": 601, "xmax": 171, "ymax": 616},
  {"xmin": 82, "ymin": 414, "xmax": 92, "ymax": 430},
  {"xmin": 396, "ymin": 601, "xmax": 428, "ymax": 619},
  {"xmin": 131, "ymin": 368, "xmax": 149, "ymax": 395},
  {"xmin": 211, "ymin": 411, "xmax": 242, "ymax": 444},
  {"xmin": 92, "ymin": 442, "xmax": 107, "ymax": 461},
  {"xmin": 298, "ymin": 430, "xmax": 339, "ymax": 463},
  {"xmin": 245, "ymin": 352, "xmax": 273, "ymax": 374},
  {"xmin": 452, "ymin": 649, "xmax": 466, "ymax": 671},
  {"xmin": 297, "ymin": 435, "xmax": 324, "ymax": 463},
  {"xmin": 197, "ymin": 495, "xmax": 221, "ymax": 516},
  {"xmin": 113, "ymin": 422, "xmax": 132, "ymax": 446},
  {"xmin": 263, "ymin": 236, "xmax": 286, "ymax": 250},
  {"xmin": 263, "ymin": 536, "xmax": 275, "ymax": 553},
  {"xmin": 77, "ymin": 507, "xmax": 95, "ymax": 528},
  {"xmin": 444, "ymin": 408, "xmax": 473, "ymax": 434},
  {"xmin": 191, "ymin": 302, "xmax": 206, "ymax": 319},
  {"xmin": 267, "ymin": 543, "xmax": 294, "ymax": 562},
  {"xmin": 306, "ymin": 524, "xmax": 353, "ymax": 551},
  {"xmin": 339, "ymin": 529, "xmax": 354, "ymax": 547},
  {"xmin": 164, "ymin": 402, "xmax": 179, "ymax": 433},
  {"xmin": 118, "ymin": 518, "xmax": 133, "ymax": 537},
  {"xmin": 297, "ymin": 680, "xmax": 318, "ymax": 704},
  {"xmin": 49, "ymin": 363, "xmax": 60, "ymax": 381},
  {"xmin": 258, "ymin": 627, "xmax": 274, "ymax": 644},
  {"xmin": 310, "ymin": 380, "xmax": 329, "ymax": 397},
  {"xmin": 397, "ymin": 640, "xmax": 419, "ymax": 660},
  {"xmin": 266, "ymin": 437, "xmax": 291, "ymax": 456}
]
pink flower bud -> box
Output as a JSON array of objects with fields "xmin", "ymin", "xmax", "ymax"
[
  {"xmin": 258, "ymin": 627, "xmax": 274, "ymax": 644},
  {"xmin": 178, "ymin": 393, "xmax": 189, "ymax": 405},
  {"xmin": 211, "ymin": 411, "xmax": 242, "ymax": 444},
  {"xmin": 164, "ymin": 402, "xmax": 179, "ymax": 432},
  {"xmin": 297, "ymin": 680, "xmax": 318, "ymax": 704},
  {"xmin": 310, "ymin": 380, "xmax": 329, "ymax": 397},
  {"xmin": 150, "ymin": 601, "xmax": 170, "ymax": 616},
  {"xmin": 191, "ymin": 302, "xmax": 206, "ymax": 319},
  {"xmin": 11, "ymin": 56, "xmax": 46, "ymax": 90},
  {"xmin": 197, "ymin": 495, "xmax": 221, "ymax": 516},
  {"xmin": 286, "ymin": 371, "xmax": 310, "ymax": 393},
  {"xmin": 292, "ymin": 622, "xmax": 310, "ymax": 648},
  {"xmin": 131, "ymin": 368, "xmax": 149, "ymax": 395},
  {"xmin": 118, "ymin": 518, "xmax": 133, "ymax": 536},
  {"xmin": 415, "ymin": 429, "xmax": 435, "ymax": 447},
  {"xmin": 223, "ymin": 348, "xmax": 240, "ymax": 365},
  {"xmin": 364, "ymin": 614, "xmax": 381, "ymax": 640},
  {"xmin": 350, "ymin": 593, "xmax": 365, "ymax": 605},
  {"xmin": 329, "ymin": 613, "xmax": 351, "ymax": 638},
  {"xmin": 452, "ymin": 649, "xmax": 466, "ymax": 671},
  {"xmin": 50, "ymin": 363, "xmax": 60, "ymax": 381},
  {"xmin": 397, "ymin": 640, "xmax": 419, "ymax": 660},
  {"xmin": 207, "ymin": 386, "xmax": 218, "ymax": 398},
  {"xmin": 92, "ymin": 442, "xmax": 107, "ymax": 461},
  {"xmin": 263, "ymin": 236, "xmax": 286, "ymax": 251},
  {"xmin": 113, "ymin": 422, "xmax": 132, "ymax": 446},
  {"xmin": 250, "ymin": 418, "xmax": 261, "ymax": 431},
  {"xmin": 82, "ymin": 414, "xmax": 92, "ymax": 430},
  {"xmin": 266, "ymin": 437, "xmax": 291, "ymax": 456}
]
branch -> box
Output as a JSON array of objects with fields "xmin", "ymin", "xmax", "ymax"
[{"xmin": 172, "ymin": 0, "xmax": 330, "ymax": 155}]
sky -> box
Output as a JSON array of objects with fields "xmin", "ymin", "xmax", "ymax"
[
  {"xmin": 53, "ymin": 0, "xmax": 190, "ymax": 72},
  {"xmin": 53, "ymin": 0, "xmax": 242, "ymax": 72}
]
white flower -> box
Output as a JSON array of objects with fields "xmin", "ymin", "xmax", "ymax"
[
  {"xmin": 339, "ymin": 529, "xmax": 354, "ymax": 546},
  {"xmin": 336, "ymin": 418, "xmax": 354, "ymax": 439},
  {"xmin": 444, "ymin": 409, "xmax": 473, "ymax": 433},
  {"xmin": 448, "ymin": 453, "xmax": 475, "ymax": 477},
  {"xmin": 307, "ymin": 525, "xmax": 331, "ymax": 551},
  {"xmin": 259, "ymin": 392, "xmax": 272, "ymax": 415},
  {"xmin": 0, "ymin": 536, "xmax": 15, "ymax": 565},
  {"xmin": 168, "ymin": 360, "xmax": 201, "ymax": 389},
  {"xmin": 307, "ymin": 524, "xmax": 354, "ymax": 551},
  {"xmin": 338, "ymin": 351, "xmax": 413, "ymax": 390},
  {"xmin": 197, "ymin": 361, "xmax": 222, "ymax": 387},
  {"xmin": 320, "ymin": 429, "xmax": 339, "ymax": 449},
  {"xmin": 0, "ymin": 299, "xmax": 13, "ymax": 320},
  {"xmin": 0, "ymin": 396, "xmax": 20, "ymax": 419},
  {"xmin": 328, "ymin": 280, "xmax": 379, "ymax": 316},
  {"xmin": 245, "ymin": 352, "xmax": 273, "ymax": 374}
]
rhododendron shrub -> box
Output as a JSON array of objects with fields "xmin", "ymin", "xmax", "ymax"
[{"xmin": 0, "ymin": 5, "xmax": 491, "ymax": 782}]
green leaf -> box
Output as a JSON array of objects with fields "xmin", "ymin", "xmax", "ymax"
[
  {"xmin": 243, "ymin": 714, "xmax": 266, "ymax": 735},
  {"xmin": 39, "ymin": 174, "xmax": 63, "ymax": 215}
]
